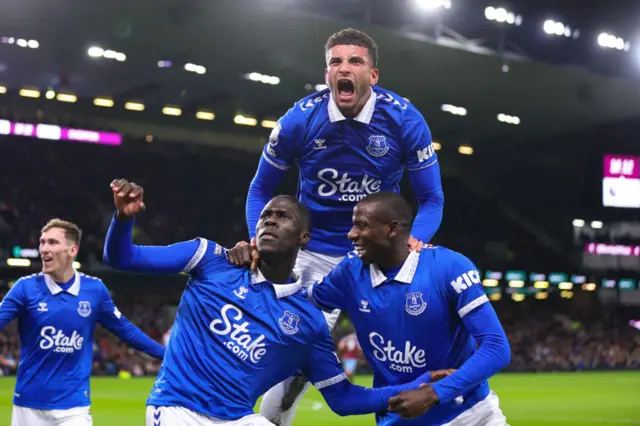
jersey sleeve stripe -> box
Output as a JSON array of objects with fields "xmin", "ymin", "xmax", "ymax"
[
  {"xmin": 457, "ymin": 295, "xmax": 489, "ymax": 318},
  {"xmin": 407, "ymin": 158, "xmax": 438, "ymax": 172},
  {"xmin": 314, "ymin": 373, "xmax": 347, "ymax": 390},
  {"xmin": 261, "ymin": 151, "xmax": 289, "ymax": 171},
  {"xmin": 183, "ymin": 238, "xmax": 208, "ymax": 273}
]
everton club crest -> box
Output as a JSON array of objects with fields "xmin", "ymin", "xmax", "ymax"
[
  {"xmin": 366, "ymin": 135, "xmax": 389, "ymax": 157},
  {"xmin": 405, "ymin": 292, "xmax": 426, "ymax": 316},
  {"xmin": 278, "ymin": 311, "xmax": 300, "ymax": 335},
  {"xmin": 77, "ymin": 301, "xmax": 92, "ymax": 318}
]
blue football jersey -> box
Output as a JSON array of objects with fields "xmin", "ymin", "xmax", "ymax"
[
  {"xmin": 308, "ymin": 247, "xmax": 493, "ymax": 425},
  {"xmin": 0, "ymin": 272, "xmax": 133, "ymax": 410},
  {"xmin": 147, "ymin": 238, "xmax": 349, "ymax": 420},
  {"xmin": 262, "ymin": 86, "xmax": 437, "ymax": 255}
]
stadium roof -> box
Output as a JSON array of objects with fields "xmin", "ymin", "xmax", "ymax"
[{"xmin": 3, "ymin": 0, "xmax": 640, "ymax": 150}]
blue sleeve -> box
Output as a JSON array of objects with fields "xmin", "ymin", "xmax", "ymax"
[
  {"xmin": 97, "ymin": 283, "xmax": 165, "ymax": 360},
  {"xmin": 307, "ymin": 256, "xmax": 352, "ymax": 312},
  {"xmin": 430, "ymin": 252, "xmax": 511, "ymax": 404},
  {"xmin": 402, "ymin": 106, "xmax": 443, "ymax": 243},
  {"xmin": 103, "ymin": 213, "xmax": 229, "ymax": 279},
  {"xmin": 303, "ymin": 321, "xmax": 430, "ymax": 416},
  {"xmin": 0, "ymin": 279, "xmax": 25, "ymax": 331},
  {"xmin": 246, "ymin": 155, "xmax": 286, "ymax": 239}
]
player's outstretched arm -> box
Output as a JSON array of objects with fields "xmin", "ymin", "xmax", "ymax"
[
  {"xmin": 306, "ymin": 257, "xmax": 352, "ymax": 312},
  {"xmin": 98, "ymin": 283, "xmax": 165, "ymax": 360},
  {"xmin": 303, "ymin": 323, "xmax": 432, "ymax": 417},
  {"xmin": 0, "ymin": 279, "xmax": 26, "ymax": 331},
  {"xmin": 103, "ymin": 179, "xmax": 203, "ymax": 274},
  {"xmin": 403, "ymin": 107, "xmax": 444, "ymax": 245},
  {"xmin": 246, "ymin": 155, "xmax": 286, "ymax": 240},
  {"xmin": 426, "ymin": 254, "xmax": 511, "ymax": 405}
]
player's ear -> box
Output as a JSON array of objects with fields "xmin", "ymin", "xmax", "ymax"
[
  {"xmin": 387, "ymin": 220, "xmax": 400, "ymax": 238},
  {"xmin": 298, "ymin": 231, "xmax": 311, "ymax": 247},
  {"xmin": 370, "ymin": 67, "xmax": 379, "ymax": 86},
  {"xmin": 69, "ymin": 244, "xmax": 79, "ymax": 258}
]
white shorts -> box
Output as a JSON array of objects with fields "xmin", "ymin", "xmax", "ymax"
[
  {"xmin": 293, "ymin": 249, "xmax": 344, "ymax": 329},
  {"xmin": 146, "ymin": 406, "xmax": 275, "ymax": 426},
  {"xmin": 12, "ymin": 405, "xmax": 91, "ymax": 426},
  {"xmin": 443, "ymin": 391, "xmax": 509, "ymax": 426}
]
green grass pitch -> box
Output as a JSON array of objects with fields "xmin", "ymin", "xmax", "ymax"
[{"xmin": 0, "ymin": 372, "xmax": 638, "ymax": 425}]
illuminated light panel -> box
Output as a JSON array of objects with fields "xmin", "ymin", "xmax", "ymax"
[
  {"xmin": 234, "ymin": 115, "xmax": 258, "ymax": 126},
  {"xmin": 432, "ymin": 141, "xmax": 441, "ymax": 150},
  {"xmin": 196, "ymin": 111, "xmax": 215, "ymax": 121},
  {"xmin": 482, "ymin": 279, "xmax": 499, "ymax": 287},
  {"xmin": 7, "ymin": 258, "xmax": 31, "ymax": 267},
  {"xmin": 19, "ymin": 89, "xmax": 40, "ymax": 98},
  {"xmin": 162, "ymin": 107, "xmax": 182, "ymax": 117},
  {"xmin": 125, "ymin": 102, "xmax": 145, "ymax": 111},
  {"xmin": 56, "ymin": 93, "xmax": 77, "ymax": 103},
  {"xmin": 0, "ymin": 86, "xmax": 6, "ymax": 94},
  {"xmin": 458, "ymin": 145, "xmax": 473, "ymax": 155},
  {"xmin": 261, "ymin": 120, "xmax": 277, "ymax": 129},
  {"xmin": 94, "ymin": 98, "xmax": 114, "ymax": 108}
]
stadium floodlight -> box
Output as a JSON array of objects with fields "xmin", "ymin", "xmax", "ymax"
[
  {"xmin": 157, "ymin": 60, "xmax": 172, "ymax": 68},
  {"xmin": 245, "ymin": 72, "xmax": 280, "ymax": 85},
  {"xmin": 0, "ymin": 86, "xmax": 6, "ymax": 94},
  {"xmin": 572, "ymin": 219, "xmax": 585, "ymax": 227},
  {"xmin": 16, "ymin": 38, "xmax": 28, "ymax": 48},
  {"xmin": 45, "ymin": 90, "xmax": 55, "ymax": 100},
  {"xmin": 185, "ymin": 63, "xmax": 206, "ymax": 75},
  {"xmin": 94, "ymin": 98, "xmax": 114, "ymax": 108},
  {"xmin": 497, "ymin": 113, "xmax": 520, "ymax": 125},
  {"xmin": 441, "ymin": 104, "xmax": 467, "ymax": 116},
  {"xmin": 19, "ymin": 88, "xmax": 40, "ymax": 98},
  {"xmin": 413, "ymin": 0, "xmax": 452, "ymax": 12},
  {"xmin": 543, "ymin": 20, "xmax": 574, "ymax": 38},
  {"xmin": 482, "ymin": 279, "xmax": 499, "ymax": 287},
  {"xmin": 261, "ymin": 120, "xmax": 277, "ymax": 129},
  {"xmin": 88, "ymin": 46, "xmax": 104, "ymax": 58},
  {"xmin": 432, "ymin": 141, "xmax": 441, "ymax": 150},
  {"xmin": 124, "ymin": 102, "xmax": 145, "ymax": 111},
  {"xmin": 72, "ymin": 261, "xmax": 81, "ymax": 269},
  {"xmin": 591, "ymin": 220, "xmax": 603, "ymax": 229},
  {"xmin": 315, "ymin": 84, "xmax": 328, "ymax": 91},
  {"xmin": 234, "ymin": 115, "xmax": 258, "ymax": 126},
  {"xmin": 597, "ymin": 32, "xmax": 630, "ymax": 51},
  {"xmin": 56, "ymin": 93, "xmax": 77, "ymax": 103},
  {"xmin": 162, "ymin": 106, "xmax": 182, "ymax": 117},
  {"xmin": 458, "ymin": 145, "xmax": 473, "ymax": 155},
  {"xmin": 115, "ymin": 52, "xmax": 126, "ymax": 62},
  {"xmin": 582, "ymin": 283, "xmax": 597, "ymax": 291},
  {"xmin": 27, "ymin": 39, "xmax": 39, "ymax": 48},
  {"xmin": 485, "ymin": 6, "xmax": 522, "ymax": 26},
  {"xmin": 535, "ymin": 292, "xmax": 549, "ymax": 300},
  {"xmin": 511, "ymin": 293, "xmax": 525, "ymax": 302},
  {"xmin": 196, "ymin": 111, "xmax": 215, "ymax": 121}
]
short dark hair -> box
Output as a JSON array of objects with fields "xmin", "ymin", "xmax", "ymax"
[
  {"xmin": 359, "ymin": 192, "xmax": 413, "ymax": 231},
  {"xmin": 272, "ymin": 195, "xmax": 312, "ymax": 232},
  {"xmin": 325, "ymin": 28, "xmax": 379, "ymax": 67},
  {"xmin": 41, "ymin": 219, "xmax": 82, "ymax": 246}
]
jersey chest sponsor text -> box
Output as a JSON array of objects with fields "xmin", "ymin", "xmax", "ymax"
[
  {"xmin": 369, "ymin": 332, "xmax": 425, "ymax": 373},
  {"xmin": 316, "ymin": 168, "xmax": 382, "ymax": 202},
  {"xmin": 209, "ymin": 304, "xmax": 267, "ymax": 364},
  {"xmin": 39, "ymin": 326, "xmax": 84, "ymax": 354}
]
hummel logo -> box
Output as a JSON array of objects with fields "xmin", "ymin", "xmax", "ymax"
[
  {"xmin": 359, "ymin": 300, "xmax": 370, "ymax": 313},
  {"xmin": 234, "ymin": 286, "xmax": 249, "ymax": 300},
  {"xmin": 38, "ymin": 302, "xmax": 48, "ymax": 312},
  {"xmin": 313, "ymin": 139, "xmax": 327, "ymax": 150}
]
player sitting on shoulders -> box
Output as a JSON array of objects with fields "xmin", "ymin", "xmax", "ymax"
[{"xmin": 103, "ymin": 179, "xmax": 450, "ymax": 426}]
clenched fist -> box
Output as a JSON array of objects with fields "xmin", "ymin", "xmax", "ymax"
[{"xmin": 111, "ymin": 178, "xmax": 145, "ymax": 219}]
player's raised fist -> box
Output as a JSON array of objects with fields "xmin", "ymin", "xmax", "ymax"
[{"xmin": 110, "ymin": 178, "xmax": 145, "ymax": 219}]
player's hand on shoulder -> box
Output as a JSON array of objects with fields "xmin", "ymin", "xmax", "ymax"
[
  {"xmin": 387, "ymin": 384, "xmax": 440, "ymax": 419},
  {"xmin": 227, "ymin": 238, "xmax": 260, "ymax": 270},
  {"xmin": 111, "ymin": 178, "xmax": 145, "ymax": 219},
  {"xmin": 408, "ymin": 235, "xmax": 424, "ymax": 253}
]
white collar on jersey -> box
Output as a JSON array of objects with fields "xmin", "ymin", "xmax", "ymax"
[
  {"xmin": 44, "ymin": 270, "xmax": 81, "ymax": 296},
  {"xmin": 370, "ymin": 251, "xmax": 421, "ymax": 288},
  {"xmin": 328, "ymin": 87, "xmax": 376, "ymax": 124},
  {"xmin": 251, "ymin": 269, "xmax": 302, "ymax": 299}
]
